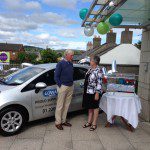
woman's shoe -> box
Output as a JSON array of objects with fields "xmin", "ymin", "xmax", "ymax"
[
  {"xmin": 89, "ymin": 125, "xmax": 97, "ymax": 131},
  {"xmin": 82, "ymin": 122, "xmax": 91, "ymax": 128}
]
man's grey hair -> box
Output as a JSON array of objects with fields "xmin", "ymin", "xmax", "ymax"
[{"xmin": 64, "ymin": 49, "xmax": 74, "ymax": 56}]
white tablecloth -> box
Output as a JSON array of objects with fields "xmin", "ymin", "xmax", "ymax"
[{"xmin": 99, "ymin": 92, "xmax": 142, "ymax": 128}]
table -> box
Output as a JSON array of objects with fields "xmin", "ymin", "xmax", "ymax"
[{"xmin": 99, "ymin": 92, "xmax": 142, "ymax": 131}]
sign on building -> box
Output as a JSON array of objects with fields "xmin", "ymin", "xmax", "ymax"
[{"xmin": 0, "ymin": 52, "xmax": 10, "ymax": 64}]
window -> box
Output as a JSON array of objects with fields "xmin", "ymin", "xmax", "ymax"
[
  {"xmin": 73, "ymin": 67, "xmax": 87, "ymax": 81},
  {"xmin": 21, "ymin": 69, "xmax": 56, "ymax": 92},
  {"xmin": 4, "ymin": 67, "xmax": 45, "ymax": 86}
]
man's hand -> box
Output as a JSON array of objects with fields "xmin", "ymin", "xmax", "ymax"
[{"xmin": 95, "ymin": 92, "xmax": 99, "ymax": 101}]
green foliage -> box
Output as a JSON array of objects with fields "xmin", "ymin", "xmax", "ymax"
[
  {"xmin": 17, "ymin": 52, "xmax": 37, "ymax": 64},
  {"xmin": 41, "ymin": 48, "xmax": 59, "ymax": 63},
  {"xmin": 26, "ymin": 53, "xmax": 38, "ymax": 64},
  {"xmin": 17, "ymin": 52, "xmax": 26, "ymax": 63}
]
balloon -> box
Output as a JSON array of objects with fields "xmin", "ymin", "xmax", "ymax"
[
  {"xmin": 109, "ymin": 13, "xmax": 123, "ymax": 26},
  {"xmin": 97, "ymin": 22, "xmax": 110, "ymax": 35},
  {"xmin": 105, "ymin": 20, "xmax": 113, "ymax": 29},
  {"xmin": 79, "ymin": 8, "xmax": 88, "ymax": 20},
  {"xmin": 84, "ymin": 25, "xmax": 94, "ymax": 37}
]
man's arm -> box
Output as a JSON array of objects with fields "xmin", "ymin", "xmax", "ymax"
[{"xmin": 54, "ymin": 62, "xmax": 62, "ymax": 87}]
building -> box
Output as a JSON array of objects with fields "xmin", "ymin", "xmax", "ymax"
[
  {"xmin": 86, "ymin": 42, "xmax": 93, "ymax": 51},
  {"xmin": 0, "ymin": 43, "xmax": 24, "ymax": 61},
  {"xmin": 77, "ymin": 29, "xmax": 140, "ymax": 75},
  {"xmin": 81, "ymin": 0, "xmax": 150, "ymax": 122},
  {"xmin": 99, "ymin": 44, "xmax": 140, "ymax": 75}
]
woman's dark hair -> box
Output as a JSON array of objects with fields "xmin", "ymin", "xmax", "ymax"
[{"xmin": 92, "ymin": 55, "xmax": 100, "ymax": 65}]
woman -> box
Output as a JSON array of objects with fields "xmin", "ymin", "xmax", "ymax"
[{"xmin": 82, "ymin": 55, "xmax": 102, "ymax": 131}]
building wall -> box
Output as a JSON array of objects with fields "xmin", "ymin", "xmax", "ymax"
[
  {"xmin": 138, "ymin": 28, "xmax": 150, "ymax": 122},
  {"xmin": 0, "ymin": 47, "xmax": 24, "ymax": 61}
]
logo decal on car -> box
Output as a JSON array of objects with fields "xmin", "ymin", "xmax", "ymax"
[{"xmin": 43, "ymin": 89, "xmax": 57, "ymax": 97}]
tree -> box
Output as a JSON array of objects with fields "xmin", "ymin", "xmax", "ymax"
[
  {"xmin": 26, "ymin": 53, "xmax": 38, "ymax": 63},
  {"xmin": 17, "ymin": 52, "xmax": 26, "ymax": 63},
  {"xmin": 41, "ymin": 48, "xmax": 59, "ymax": 63}
]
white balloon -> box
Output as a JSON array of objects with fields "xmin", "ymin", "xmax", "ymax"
[
  {"xmin": 109, "ymin": 1, "xmax": 115, "ymax": 7},
  {"xmin": 84, "ymin": 25, "xmax": 94, "ymax": 37}
]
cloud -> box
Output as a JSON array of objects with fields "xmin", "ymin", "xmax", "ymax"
[
  {"xmin": 30, "ymin": 12, "xmax": 78, "ymax": 26},
  {"xmin": 3, "ymin": 0, "xmax": 41, "ymax": 12},
  {"xmin": 48, "ymin": 40, "xmax": 86, "ymax": 50},
  {"xmin": 0, "ymin": 11, "xmax": 77, "ymax": 32},
  {"xmin": 43, "ymin": 0, "xmax": 78, "ymax": 9},
  {"xmin": 0, "ymin": 15, "xmax": 38, "ymax": 31},
  {"xmin": 56, "ymin": 27, "xmax": 83, "ymax": 38}
]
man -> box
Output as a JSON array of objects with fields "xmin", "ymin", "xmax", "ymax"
[{"xmin": 54, "ymin": 49, "xmax": 74, "ymax": 130}]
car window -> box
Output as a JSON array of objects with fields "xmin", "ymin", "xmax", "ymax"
[
  {"xmin": 4, "ymin": 67, "xmax": 45, "ymax": 86},
  {"xmin": 21, "ymin": 69, "xmax": 56, "ymax": 92},
  {"xmin": 73, "ymin": 67, "xmax": 87, "ymax": 81}
]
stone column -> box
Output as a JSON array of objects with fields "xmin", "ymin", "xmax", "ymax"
[
  {"xmin": 138, "ymin": 27, "xmax": 150, "ymax": 122},
  {"xmin": 121, "ymin": 28, "xmax": 133, "ymax": 44},
  {"xmin": 106, "ymin": 30, "xmax": 116, "ymax": 43}
]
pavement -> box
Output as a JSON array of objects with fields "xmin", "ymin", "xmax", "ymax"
[{"xmin": 0, "ymin": 112, "xmax": 150, "ymax": 150}]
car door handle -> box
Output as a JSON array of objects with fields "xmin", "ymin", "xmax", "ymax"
[{"xmin": 80, "ymin": 82, "xmax": 84, "ymax": 88}]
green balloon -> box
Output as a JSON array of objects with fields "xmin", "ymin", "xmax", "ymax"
[
  {"xmin": 79, "ymin": 8, "xmax": 88, "ymax": 20},
  {"xmin": 109, "ymin": 13, "xmax": 123, "ymax": 26},
  {"xmin": 105, "ymin": 20, "xmax": 113, "ymax": 29},
  {"xmin": 97, "ymin": 22, "xmax": 110, "ymax": 35}
]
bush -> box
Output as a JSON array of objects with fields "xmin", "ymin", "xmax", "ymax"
[{"xmin": 41, "ymin": 49, "xmax": 59, "ymax": 63}]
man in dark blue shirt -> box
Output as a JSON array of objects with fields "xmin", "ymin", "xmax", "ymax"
[{"xmin": 54, "ymin": 49, "xmax": 74, "ymax": 130}]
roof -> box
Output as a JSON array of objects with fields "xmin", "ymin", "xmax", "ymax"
[
  {"xmin": 0, "ymin": 43, "xmax": 23, "ymax": 51},
  {"xmin": 82, "ymin": 0, "xmax": 150, "ymax": 28},
  {"xmin": 115, "ymin": 0, "xmax": 150, "ymax": 26},
  {"xmin": 76, "ymin": 43, "xmax": 117, "ymax": 61},
  {"xmin": 100, "ymin": 44, "xmax": 141, "ymax": 65}
]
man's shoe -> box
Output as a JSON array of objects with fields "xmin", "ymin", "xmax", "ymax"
[
  {"xmin": 62, "ymin": 122, "xmax": 72, "ymax": 127},
  {"xmin": 55, "ymin": 124, "xmax": 63, "ymax": 130}
]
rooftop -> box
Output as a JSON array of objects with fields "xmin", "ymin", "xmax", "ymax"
[
  {"xmin": 0, "ymin": 43, "xmax": 23, "ymax": 51},
  {"xmin": 82, "ymin": 0, "xmax": 150, "ymax": 28}
]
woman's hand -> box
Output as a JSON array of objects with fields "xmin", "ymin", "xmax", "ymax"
[{"xmin": 95, "ymin": 92, "xmax": 99, "ymax": 101}]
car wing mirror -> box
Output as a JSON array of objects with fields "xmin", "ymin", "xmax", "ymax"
[{"xmin": 35, "ymin": 82, "xmax": 47, "ymax": 93}]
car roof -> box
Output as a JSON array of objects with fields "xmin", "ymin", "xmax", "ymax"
[{"xmin": 32, "ymin": 63, "xmax": 89, "ymax": 70}]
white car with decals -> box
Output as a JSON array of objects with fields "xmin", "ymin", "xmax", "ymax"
[{"xmin": 0, "ymin": 63, "xmax": 88, "ymax": 136}]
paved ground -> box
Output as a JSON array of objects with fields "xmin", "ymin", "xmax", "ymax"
[{"xmin": 0, "ymin": 112, "xmax": 150, "ymax": 150}]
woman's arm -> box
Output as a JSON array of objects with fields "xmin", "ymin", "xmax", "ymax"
[{"xmin": 96, "ymin": 70, "xmax": 103, "ymax": 95}]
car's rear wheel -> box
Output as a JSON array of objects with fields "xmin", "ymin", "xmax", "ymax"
[{"xmin": 0, "ymin": 108, "xmax": 25, "ymax": 136}]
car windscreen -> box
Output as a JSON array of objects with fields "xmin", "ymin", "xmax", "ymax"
[{"xmin": 3, "ymin": 67, "xmax": 45, "ymax": 86}]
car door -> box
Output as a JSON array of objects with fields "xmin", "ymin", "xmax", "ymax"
[
  {"xmin": 22, "ymin": 69, "xmax": 57, "ymax": 120},
  {"xmin": 69, "ymin": 67, "xmax": 88, "ymax": 112}
]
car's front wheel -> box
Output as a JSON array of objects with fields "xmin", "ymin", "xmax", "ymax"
[{"xmin": 0, "ymin": 108, "xmax": 25, "ymax": 136}]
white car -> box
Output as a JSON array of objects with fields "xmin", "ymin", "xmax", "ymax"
[{"xmin": 0, "ymin": 63, "xmax": 88, "ymax": 136}]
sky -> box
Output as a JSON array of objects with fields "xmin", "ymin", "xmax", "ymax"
[{"xmin": 0, "ymin": 0, "xmax": 142, "ymax": 50}]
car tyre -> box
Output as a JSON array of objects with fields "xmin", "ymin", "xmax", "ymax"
[{"xmin": 0, "ymin": 107, "xmax": 25, "ymax": 136}]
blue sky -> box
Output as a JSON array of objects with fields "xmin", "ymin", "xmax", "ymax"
[{"xmin": 0, "ymin": 0, "xmax": 142, "ymax": 50}]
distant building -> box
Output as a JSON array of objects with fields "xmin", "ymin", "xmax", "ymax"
[
  {"xmin": 77, "ymin": 29, "xmax": 140, "ymax": 75},
  {"xmin": 86, "ymin": 42, "xmax": 93, "ymax": 51},
  {"xmin": 0, "ymin": 43, "xmax": 24, "ymax": 61}
]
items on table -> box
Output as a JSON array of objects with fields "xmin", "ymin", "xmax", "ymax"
[{"xmin": 103, "ymin": 73, "xmax": 136, "ymax": 93}]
